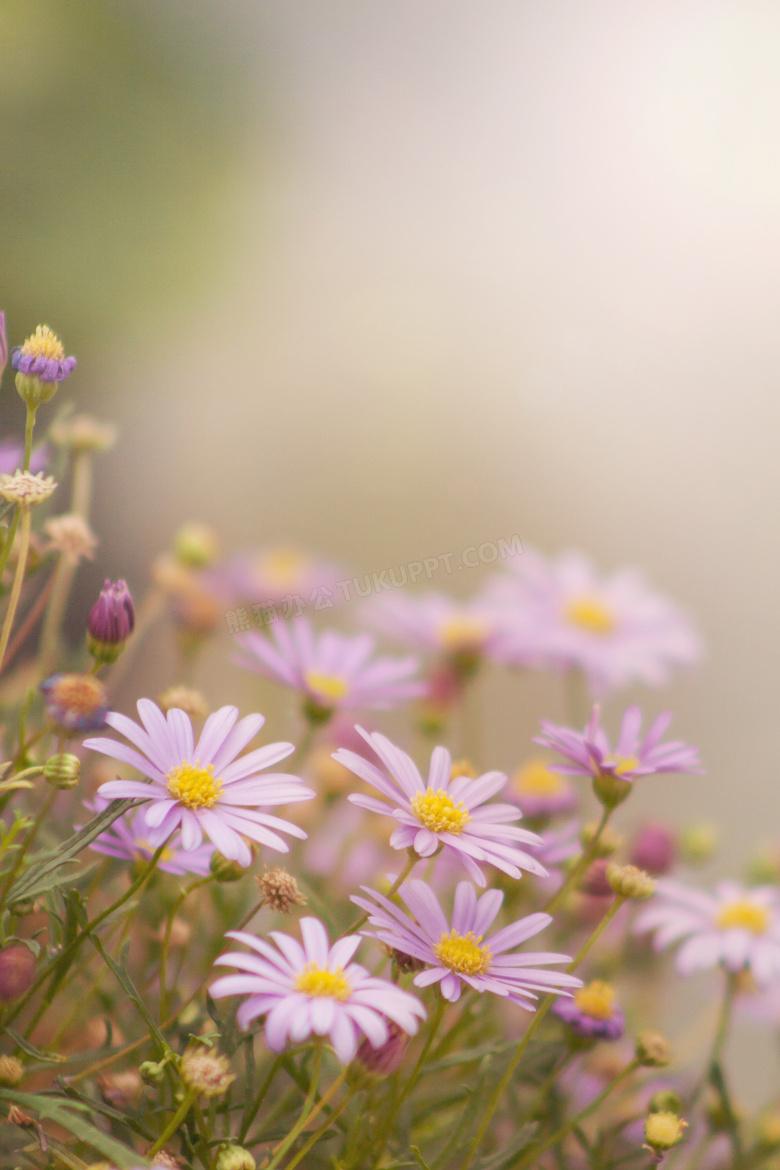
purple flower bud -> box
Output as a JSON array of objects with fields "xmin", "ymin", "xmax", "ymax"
[
  {"xmin": 579, "ymin": 858, "xmax": 613, "ymax": 897},
  {"xmin": 355, "ymin": 1022, "xmax": 410, "ymax": 1077},
  {"xmin": 0, "ymin": 943, "xmax": 36, "ymax": 1001},
  {"xmin": 0, "ymin": 313, "xmax": 7, "ymax": 383},
  {"xmin": 630, "ymin": 824, "xmax": 677, "ymax": 876},
  {"xmin": 87, "ymin": 579, "xmax": 135, "ymax": 664}
]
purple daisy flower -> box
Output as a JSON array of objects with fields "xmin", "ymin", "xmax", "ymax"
[
  {"xmin": 487, "ymin": 548, "xmax": 702, "ymax": 696},
  {"xmin": 508, "ymin": 756, "xmax": 578, "ymax": 820},
  {"xmin": 366, "ymin": 590, "xmax": 505, "ymax": 663},
  {"xmin": 634, "ymin": 879, "xmax": 780, "ymax": 984},
  {"xmin": 84, "ymin": 700, "xmax": 315, "ymax": 868},
  {"xmin": 535, "ymin": 705, "xmax": 702, "ymax": 786},
  {"xmin": 208, "ymin": 546, "xmax": 345, "ymax": 607},
  {"xmin": 11, "ymin": 325, "xmax": 76, "ymax": 383},
  {"xmin": 335, "ymin": 729, "xmax": 548, "ymax": 887},
  {"xmin": 84, "ymin": 798, "xmax": 214, "ymax": 876},
  {"xmin": 352, "ymin": 879, "xmax": 582, "ymax": 1007},
  {"xmin": 234, "ymin": 618, "xmax": 424, "ymax": 717},
  {"xmin": 552, "ymin": 980, "xmax": 625, "ymax": 1040},
  {"xmin": 210, "ymin": 916, "xmax": 426, "ymax": 1063}
]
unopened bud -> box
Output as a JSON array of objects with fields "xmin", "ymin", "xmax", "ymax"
[
  {"xmin": 643, "ymin": 1112, "xmax": 687, "ymax": 1156},
  {"xmin": 87, "ymin": 579, "xmax": 135, "ymax": 664},
  {"xmin": 9, "ymin": 897, "xmax": 36, "ymax": 917},
  {"xmin": 140, "ymin": 1060, "xmax": 167, "ymax": 1086},
  {"xmin": 180, "ymin": 1046, "xmax": 235, "ymax": 1098},
  {"xmin": 43, "ymin": 752, "xmax": 81, "ymax": 789},
  {"xmin": 173, "ymin": 522, "xmax": 219, "ymax": 569},
  {"xmin": 210, "ymin": 851, "xmax": 251, "ymax": 883},
  {"xmin": 630, "ymin": 825, "xmax": 676, "ymax": 875},
  {"xmin": 579, "ymin": 859, "xmax": 613, "ymax": 897},
  {"xmin": 0, "ymin": 943, "xmax": 36, "ymax": 1001},
  {"xmin": 636, "ymin": 1030, "xmax": 672, "ymax": 1067},
  {"xmin": 215, "ymin": 1143, "xmax": 256, "ymax": 1170},
  {"xmin": 649, "ymin": 1090, "xmax": 683, "ymax": 1115},
  {"xmin": 581, "ymin": 821, "xmax": 622, "ymax": 857},
  {"xmin": 355, "ymin": 1021, "xmax": 410, "ymax": 1078},
  {"xmin": 680, "ymin": 824, "xmax": 718, "ymax": 865},
  {"xmin": 158, "ymin": 686, "xmax": 208, "ymax": 720},
  {"xmin": 606, "ymin": 863, "xmax": 655, "ymax": 900},
  {"xmin": 0, "ymin": 1056, "xmax": 24, "ymax": 1086},
  {"xmin": 255, "ymin": 865, "xmax": 306, "ymax": 913}
]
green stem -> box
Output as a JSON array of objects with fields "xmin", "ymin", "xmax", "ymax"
[
  {"xmin": 23, "ymin": 404, "xmax": 37, "ymax": 472},
  {"xmin": 160, "ymin": 876, "xmax": 213, "ymax": 1021},
  {"xmin": 0, "ymin": 504, "xmax": 32, "ymax": 675},
  {"xmin": 147, "ymin": 1088, "xmax": 197, "ymax": 1158},
  {"xmin": 38, "ymin": 448, "xmax": 94, "ymax": 673},
  {"xmin": 0, "ymin": 785, "xmax": 57, "ymax": 911},
  {"xmin": 340, "ymin": 849, "xmax": 417, "ymax": 938},
  {"xmin": 544, "ymin": 805, "xmax": 612, "ymax": 915},
  {"xmin": 265, "ymin": 1047, "xmax": 345, "ymax": 1170},
  {"xmin": 240, "ymin": 1053, "xmax": 282, "ymax": 1143},
  {"xmin": 281, "ymin": 1083, "xmax": 357, "ymax": 1170}
]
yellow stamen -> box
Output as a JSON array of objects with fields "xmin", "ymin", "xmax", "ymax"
[
  {"xmin": 294, "ymin": 962, "xmax": 351, "ymax": 1001},
  {"xmin": 439, "ymin": 615, "xmax": 489, "ymax": 652},
  {"xmin": 166, "ymin": 760, "xmax": 223, "ymax": 810},
  {"xmin": 564, "ymin": 596, "xmax": 615, "ymax": 635},
  {"xmin": 410, "ymin": 788, "xmax": 471, "ymax": 834},
  {"xmin": 514, "ymin": 758, "xmax": 564, "ymax": 796},
  {"xmin": 450, "ymin": 759, "xmax": 477, "ymax": 780},
  {"xmin": 258, "ymin": 548, "xmax": 308, "ymax": 589},
  {"xmin": 20, "ymin": 325, "xmax": 65, "ymax": 362},
  {"xmin": 137, "ymin": 839, "xmax": 174, "ymax": 864},
  {"xmin": 434, "ymin": 929, "xmax": 492, "ymax": 975},
  {"xmin": 304, "ymin": 670, "xmax": 349, "ymax": 703},
  {"xmin": 574, "ymin": 980, "xmax": 616, "ymax": 1020},
  {"xmin": 715, "ymin": 899, "xmax": 769, "ymax": 935},
  {"xmin": 609, "ymin": 755, "xmax": 640, "ymax": 776}
]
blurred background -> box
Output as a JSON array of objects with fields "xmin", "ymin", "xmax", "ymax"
[{"xmin": 3, "ymin": 0, "xmax": 780, "ymax": 1076}]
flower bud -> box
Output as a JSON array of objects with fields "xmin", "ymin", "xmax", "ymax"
[
  {"xmin": 0, "ymin": 943, "xmax": 36, "ymax": 1001},
  {"xmin": 630, "ymin": 824, "xmax": 676, "ymax": 876},
  {"xmin": 579, "ymin": 859, "xmax": 613, "ymax": 897},
  {"xmin": 87, "ymin": 579, "xmax": 135, "ymax": 664},
  {"xmin": 158, "ymin": 686, "xmax": 208, "ymax": 720},
  {"xmin": 215, "ymin": 1143, "xmax": 256, "ymax": 1170},
  {"xmin": 210, "ymin": 851, "xmax": 250, "ymax": 883},
  {"xmin": 180, "ymin": 1046, "xmax": 235, "ymax": 1098},
  {"xmin": 680, "ymin": 824, "xmax": 718, "ymax": 865},
  {"xmin": 12, "ymin": 325, "xmax": 76, "ymax": 408},
  {"xmin": 636, "ymin": 1030, "xmax": 672, "ymax": 1067},
  {"xmin": 649, "ymin": 1090, "xmax": 683, "ymax": 1115},
  {"xmin": 140, "ymin": 1060, "xmax": 167, "ymax": 1086},
  {"xmin": 173, "ymin": 522, "xmax": 219, "ymax": 569},
  {"xmin": 355, "ymin": 1021, "xmax": 410, "ymax": 1078},
  {"xmin": 581, "ymin": 821, "xmax": 623, "ymax": 858},
  {"xmin": 9, "ymin": 897, "xmax": 36, "ymax": 917},
  {"xmin": 0, "ymin": 1056, "xmax": 24, "ymax": 1086},
  {"xmin": 643, "ymin": 1112, "xmax": 687, "ymax": 1156},
  {"xmin": 606, "ymin": 863, "xmax": 656, "ymax": 900},
  {"xmin": 43, "ymin": 752, "xmax": 81, "ymax": 789},
  {"xmin": 255, "ymin": 865, "xmax": 306, "ymax": 913}
]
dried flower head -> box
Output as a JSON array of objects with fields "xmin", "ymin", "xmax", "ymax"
[
  {"xmin": 0, "ymin": 471, "xmax": 57, "ymax": 506},
  {"xmin": 180, "ymin": 1046, "xmax": 235, "ymax": 1098},
  {"xmin": 606, "ymin": 863, "xmax": 656, "ymax": 900},
  {"xmin": 44, "ymin": 513, "xmax": 97, "ymax": 565},
  {"xmin": 255, "ymin": 865, "xmax": 307, "ymax": 914},
  {"xmin": 0, "ymin": 1056, "xmax": 24, "ymax": 1086},
  {"xmin": 50, "ymin": 412, "xmax": 116, "ymax": 452},
  {"xmin": 158, "ymin": 686, "xmax": 208, "ymax": 720},
  {"xmin": 41, "ymin": 673, "xmax": 108, "ymax": 732}
]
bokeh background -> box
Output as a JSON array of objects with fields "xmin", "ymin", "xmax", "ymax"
[{"xmin": 3, "ymin": 0, "xmax": 780, "ymax": 1089}]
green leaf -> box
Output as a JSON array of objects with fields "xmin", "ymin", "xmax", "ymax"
[
  {"xmin": 89, "ymin": 936, "xmax": 168, "ymax": 1056},
  {"xmin": 5, "ymin": 1027, "xmax": 66, "ymax": 1064},
  {"xmin": 0, "ymin": 1088, "xmax": 145, "ymax": 1167},
  {"xmin": 476, "ymin": 1123, "xmax": 538, "ymax": 1170},
  {"xmin": 6, "ymin": 798, "xmax": 138, "ymax": 903}
]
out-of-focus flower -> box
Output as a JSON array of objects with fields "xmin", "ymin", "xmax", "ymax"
[
  {"xmin": 87, "ymin": 578, "xmax": 135, "ymax": 664},
  {"xmin": 553, "ymin": 980, "xmax": 625, "ymax": 1040},
  {"xmin": 84, "ymin": 798, "xmax": 214, "ymax": 876},
  {"xmin": 579, "ymin": 859, "xmax": 614, "ymax": 897},
  {"xmin": 158, "ymin": 686, "xmax": 208, "ymax": 720},
  {"xmin": 634, "ymin": 880, "xmax": 780, "ymax": 983},
  {"xmin": 85, "ymin": 700, "xmax": 315, "ymax": 868},
  {"xmin": 210, "ymin": 917, "xmax": 426, "ymax": 1063},
  {"xmin": 41, "ymin": 673, "xmax": 108, "ymax": 732},
  {"xmin": 0, "ymin": 471, "xmax": 57, "ymax": 506},
  {"xmin": 487, "ymin": 548, "xmax": 702, "ymax": 696},
  {"xmin": 44, "ymin": 513, "xmax": 97, "ymax": 565},
  {"xmin": 0, "ymin": 1056, "xmax": 24, "ymax": 1086},
  {"xmin": 173, "ymin": 522, "xmax": 219, "ymax": 569},
  {"xmin": 209, "ymin": 546, "xmax": 344, "ymax": 606},
  {"xmin": 630, "ymin": 825, "xmax": 677, "ymax": 876},
  {"xmin": 508, "ymin": 757, "xmax": 578, "ymax": 820},
  {"xmin": 643, "ymin": 1111, "xmax": 687, "ymax": 1157},
  {"xmin": 0, "ymin": 438, "xmax": 48, "ymax": 476},
  {"xmin": 336, "ymin": 728, "xmax": 547, "ymax": 886},
  {"xmin": 234, "ymin": 618, "xmax": 424, "ymax": 721},
  {"xmin": 366, "ymin": 590, "xmax": 505, "ymax": 675},
  {"xmin": 353, "ymin": 879, "xmax": 581, "ymax": 1006},
  {"xmin": 536, "ymin": 705, "xmax": 702, "ymax": 806},
  {"xmin": 50, "ymin": 412, "xmax": 116, "ymax": 453},
  {"xmin": 606, "ymin": 863, "xmax": 656, "ymax": 900},
  {"xmin": 679, "ymin": 824, "xmax": 719, "ymax": 865}
]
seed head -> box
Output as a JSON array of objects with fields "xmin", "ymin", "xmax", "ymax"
[
  {"xmin": 50, "ymin": 413, "xmax": 116, "ymax": 453},
  {"xmin": 0, "ymin": 471, "xmax": 57, "ymax": 506},
  {"xmin": 606, "ymin": 863, "xmax": 656, "ymax": 900},
  {"xmin": 255, "ymin": 865, "xmax": 307, "ymax": 913},
  {"xmin": 180, "ymin": 1046, "xmax": 235, "ymax": 1098}
]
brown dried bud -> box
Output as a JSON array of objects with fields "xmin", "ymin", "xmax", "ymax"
[
  {"xmin": 146, "ymin": 1151, "xmax": 187, "ymax": 1169},
  {"xmin": 158, "ymin": 686, "xmax": 208, "ymax": 720},
  {"xmin": 255, "ymin": 865, "xmax": 307, "ymax": 914},
  {"xmin": 606, "ymin": 863, "xmax": 656, "ymax": 900},
  {"xmin": 0, "ymin": 1056, "xmax": 24, "ymax": 1085},
  {"xmin": 6, "ymin": 1105, "xmax": 34, "ymax": 1127},
  {"xmin": 636, "ymin": 1030, "xmax": 672, "ymax": 1067}
]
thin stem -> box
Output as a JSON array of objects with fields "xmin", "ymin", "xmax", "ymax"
[
  {"xmin": 147, "ymin": 1089, "xmax": 197, "ymax": 1158},
  {"xmin": 0, "ymin": 504, "xmax": 32, "ymax": 675},
  {"xmin": 0, "ymin": 785, "xmax": 57, "ymax": 911},
  {"xmin": 3, "ymin": 568, "xmax": 57, "ymax": 669},
  {"xmin": 23, "ymin": 404, "xmax": 37, "ymax": 472},
  {"xmin": 340, "ymin": 850, "xmax": 417, "ymax": 937},
  {"xmin": 687, "ymin": 969, "xmax": 738, "ymax": 1112},
  {"xmin": 38, "ymin": 448, "xmax": 94, "ymax": 673},
  {"xmin": 265, "ymin": 1047, "xmax": 343, "ymax": 1170},
  {"xmin": 544, "ymin": 805, "xmax": 612, "ymax": 915},
  {"xmin": 159, "ymin": 876, "xmax": 213, "ymax": 1020},
  {"xmin": 240, "ymin": 1053, "xmax": 282, "ymax": 1143},
  {"xmin": 281, "ymin": 1083, "xmax": 357, "ymax": 1170}
]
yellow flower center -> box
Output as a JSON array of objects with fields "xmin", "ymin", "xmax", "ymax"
[
  {"xmin": 304, "ymin": 670, "xmax": 349, "ymax": 703},
  {"xmin": 166, "ymin": 760, "xmax": 223, "ymax": 809},
  {"xmin": 574, "ymin": 981, "xmax": 616, "ymax": 1020},
  {"xmin": 715, "ymin": 899, "xmax": 769, "ymax": 934},
  {"xmin": 259, "ymin": 548, "xmax": 308, "ymax": 589},
  {"xmin": 514, "ymin": 758, "xmax": 564, "ymax": 796},
  {"xmin": 450, "ymin": 759, "xmax": 477, "ymax": 780},
  {"xmin": 50, "ymin": 673, "xmax": 106, "ymax": 718},
  {"xmin": 294, "ymin": 963, "xmax": 351, "ymax": 1001},
  {"xmin": 410, "ymin": 788, "xmax": 472, "ymax": 834},
  {"xmin": 137, "ymin": 839, "xmax": 174, "ymax": 863},
  {"xmin": 434, "ymin": 930, "xmax": 492, "ymax": 975},
  {"xmin": 609, "ymin": 755, "xmax": 640, "ymax": 776},
  {"xmin": 20, "ymin": 325, "xmax": 65, "ymax": 362},
  {"xmin": 439, "ymin": 615, "xmax": 489, "ymax": 652},
  {"xmin": 564, "ymin": 596, "xmax": 615, "ymax": 635}
]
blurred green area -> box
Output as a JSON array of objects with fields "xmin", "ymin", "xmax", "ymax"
[{"xmin": 0, "ymin": 0, "xmax": 252, "ymax": 352}]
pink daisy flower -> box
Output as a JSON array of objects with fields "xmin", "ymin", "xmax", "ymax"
[
  {"xmin": 335, "ymin": 729, "xmax": 548, "ymax": 887},
  {"xmin": 352, "ymin": 879, "xmax": 582, "ymax": 1007},
  {"xmin": 634, "ymin": 879, "xmax": 780, "ymax": 983},
  {"xmin": 84, "ymin": 798, "xmax": 214, "ymax": 876},
  {"xmin": 487, "ymin": 549, "xmax": 702, "ymax": 696},
  {"xmin": 210, "ymin": 917, "xmax": 426, "ymax": 1063},
  {"xmin": 84, "ymin": 700, "xmax": 315, "ymax": 868},
  {"xmin": 208, "ymin": 546, "xmax": 344, "ymax": 607},
  {"xmin": 234, "ymin": 618, "xmax": 424, "ymax": 719},
  {"xmin": 535, "ymin": 705, "xmax": 702, "ymax": 786},
  {"xmin": 366, "ymin": 590, "xmax": 504, "ymax": 664}
]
